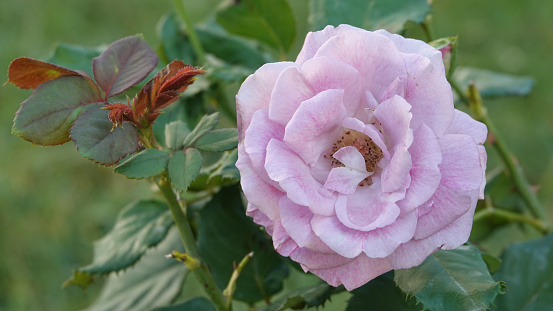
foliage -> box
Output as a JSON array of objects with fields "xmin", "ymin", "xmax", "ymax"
[{"xmin": 5, "ymin": 0, "xmax": 553, "ymax": 311}]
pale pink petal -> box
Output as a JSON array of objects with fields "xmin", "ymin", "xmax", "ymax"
[
  {"xmin": 389, "ymin": 189, "xmax": 479, "ymax": 269},
  {"xmin": 365, "ymin": 90, "xmax": 379, "ymax": 110},
  {"xmin": 374, "ymin": 96, "xmax": 413, "ymax": 192},
  {"xmin": 308, "ymin": 254, "xmax": 392, "ymax": 290},
  {"xmin": 414, "ymin": 184, "xmax": 473, "ymax": 239},
  {"xmin": 402, "ymin": 53, "xmax": 454, "ymax": 137},
  {"xmin": 446, "ymin": 109, "xmax": 488, "ymax": 144},
  {"xmin": 311, "ymin": 214, "xmax": 363, "ymax": 258},
  {"xmin": 289, "ymin": 247, "xmax": 354, "ymax": 270},
  {"xmin": 279, "ymin": 196, "xmax": 334, "ymax": 253},
  {"xmin": 236, "ymin": 145, "xmax": 284, "ymax": 220},
  {"xmin": 439, "ymin": 134, "xmax": 483, "ymax": 190},
  {"xmin": 272, "ymin": 219, "xmax": 298, "ymax": 257},
  {"xmin": 265, "ymin": 139, "xmax": 337, "ymax": 216},
  {"xmin": 361, "ymin": 211, "xmax": 418, "ymax": 258},
  {"xmin": 477, "ymin": 145, "xmax": 487, "ymax": 199},
  {"xmin": 380, "ymin": 77, "xmax": 405, "ymax": 102},
  {"xmin": 301, "ymin": 56, "xmax": 364, "ymax": 115},
  {"xmin": 284, "ymin": 89, "xmax": 347, "ymax": 166},
  {"xmin": 335, "ymin": 186, "xmax": 400, "ymax": 231},
  {"xmin": 314, "ymin": 31, "xmax": 406, "ymax": 99},
  {"xmin": 375, "ymin": 29, "xmax": 445, "ymax": 73},
  {"xmin": 246, "ymin": 204, "xmax": 272, "ymax": 229},
  {"xmin": 237, "ymin": 62, "xmax": 296, "ymax": 140},
  {"xmin": 268, "ymin": 66, "xmax": 316, "ymax": 125},
  {"xmin": 398, "ymin": 124, "xmax": 442, "ymax": 213},
  {"xmin": 296, "ymin": 24, "xmax": 364, "ymax": 65},
  {"xmin": 332, "ymin": 146, "xmax": 368, "ymax": 171},
  {"xmin": 243, "ymin": 109, "xmax": 284, "ymax": 188},
  {"xmin": 324, "ymin": 167, "xmax": 370, "ymax": 195}
]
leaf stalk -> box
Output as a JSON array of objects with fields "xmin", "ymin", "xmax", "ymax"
[{"xmin": 173, "ymin": 0, "xmax": 207, "ymax": 65}]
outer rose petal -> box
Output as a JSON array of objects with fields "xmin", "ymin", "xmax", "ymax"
[
  {"xmin": 296, "ymin": 24, "xmax": 364, "ymax": 65},
  {"xmin": 445, "ymin": 110, "xmax": 488, "ymax": 144},
  {"xmin": 237, "ymin": 62, "xmax": 296, "ymax": 140}
]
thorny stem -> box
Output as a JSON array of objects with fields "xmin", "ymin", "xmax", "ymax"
[
  {"xmin": 173, "ymin": 0, "xmax": 207, "ymax": 65},
  {"xmin": 156, "ymin": 176, "xmax": 229, "ymax": 311},
  {"xmin": 473, "ymin": 199, "xmax": 551, "ymax": 234},
  {"xmin": 461, "ymin": 83, "xmax": 552, "ymax": 230}
]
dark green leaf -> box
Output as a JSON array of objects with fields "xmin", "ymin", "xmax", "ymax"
[
  {"xmin": 188, "ymin": 150, "xmax": 239, "ymax": 191},
  {"xmin": 85, "ymin": 228, "xmax": 187, "ymax": 311},
  {"xmin": 153, "ymin": 298, "xmax": 215, "ymax": 311},
  {"xmin": 346, "ymin": 272, "xmax": 420, "ymax": 311},
  {"xmin": 494, "ymin": 234, "xmax": 553, "ymax": 310},
  {"xmin": 168, "ymin": 148, "xmax": 203, "ymax": 191},
  {"xmin": 453, "ymin": 67, "xmax": 534, "ymax": 98},
  {"xmin": 78, "ymin": 200, "xmax": 172, "ymax": 277},
  {"xmin": 93, "ymin": 35, "xmax": 158, "ymax": 97},
  {"xmin": 310, "ymin": 0, "xmax": 430, "ymax": 33},
  {"xmin": 157, "ymin": 14, "xmax": 195, "ymax": 65},
  {"xmin": 46, "ymin": 42, "xmax": 102, "ymax": 77},
  {"xmin": 429, "ymin": 36, "xmax": 458, "ymax": 79},
  {"xmin": 114, "ymin": 149, "xmax": 171, "ymax": 179},
  {"xmin": 195, "ymin": 128, "xmax": 238, "ymax": 152},
  {"xmin": 260, "ymin": 283, "xmax": 342, "ymax": 311},
  {"xmin": 216, "ymin": 0, "xmax": 297, "ymax": 54},
  {"xmin": 165, "ymin": 121, "xmax": 190, "ymax": 150},
  {"xmin": 395, "ymin": 245, "xmax": 502, "ymax": 311},
  {"xmin": 12, "ymin": 75, "xmax": 103, "ymax": 145},
  {"xmin": 481, "ymin": 252, "xmax": 502, "ymax": 275},
  {"xmin": 71, "ymin": 108, "xmax": 140, "ymax": 166},
  {"xmin": 183, "ymin": 112, "xmax": 219, "ymax": 147},
  {"xmin": 206, "ymin": 56, "xmax": 255, "ymax": 83},
  {"xmin": 197, "ymin": 187, "xmax": 289, "ymax": 302}
]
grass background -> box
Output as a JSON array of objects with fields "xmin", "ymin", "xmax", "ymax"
[{"xmin": 0, "ymin": 0, "xmax": 552, "ymax": 310}]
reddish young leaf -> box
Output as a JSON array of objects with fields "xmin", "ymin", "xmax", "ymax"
[
  {"xmin": 105, "ymin": 103, "xmax": 141, "ymax": 128},
  {"xmin": 7, "ymin": 57, "xmax": 80, "ymax": 89},
  {"xmin": 133, "ymin": 60, "xmax": 204, "ymax": 122},
  {"xmin": 93, "ymin": 35, "xmax": 158, "ymax": 98}
]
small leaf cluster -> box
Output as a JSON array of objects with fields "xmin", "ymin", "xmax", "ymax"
[{"xmin": 8, "ymin": 35, "xmax": 204, "ymax": 166}]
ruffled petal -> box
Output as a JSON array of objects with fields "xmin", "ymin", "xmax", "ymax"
[
  {"xmin": 324, "ymin": 167, "xmax": 370, "ymax": 195},
  {"xmin": 296, "ymin": 24, "xmax": 364, "ymax": 65},
  {"xmin": 380, "ymin": 77, "xmax": 405, "ymax": 102},
  {"xmin": 272, "ymin": 219, "xmax": 298, "ymax": 257},
  {"xmin": 342, "ymin": 117, "xmax": 390, "ymax": 159},
  {"xmin": 237, "ymin": 62, "xmax": 296, "ymax": 140},
  {"xmin": 445, "ymin": 110, "xmax": 488, "ymax": 144},
  {"xmin": 284, "ymin": 89, "xmax": 347, "ymax": 166},
  {"xmin": 439, "ymin": 134, "xmax": 484, "ymax": 190},
  {"xmin": 265, "ymin": 139, "xmax": 337, "ymax": 216}
]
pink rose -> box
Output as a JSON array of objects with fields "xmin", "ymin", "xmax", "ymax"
[{"xmin": 235, "ymin": 25, "xmax": 487, "ymax": 290}]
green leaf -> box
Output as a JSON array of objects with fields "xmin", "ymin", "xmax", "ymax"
[
  {"xmin": 195, "ymin": 128, "xmax": 238, "ymax": 152},
  {"xmin": 494, "ymin": 234, "xmax": 553, "ymax": 310},
  {"xmin": 481, "ymin": 252, "xmax": 502, "ymax": 275},
  {"xmin": 346, "ymin": 272, "xmax": 420, "ymax": 311},
  {"xmin": 260, "ymin": 283, "xmax": 341, "ymax": 311},
  {"xmin": 157, "ymin": 13, "xmax": 195, "ymax": 65},
  {"xmin": 453, "ymin": 67, "xmax": 534, "ymax": 98},
  {"xmin": 93, "ymin": 35, "xmax": 158, "ymax": 97},
  {"xmin": 12, "ymin": 75, "xmax": 103, "ymax": 145},
  {"xmin": 63, "ymin": 270, "xmax": 95, "ymax": 290},
  {"xmin": 168, "ymin": 148, "xmax": 203, "ymax": 191},
  {"xmin": 188, "ymin": 150, "xmax": 240, "ymax": 191},
  {"xmin": 394, "ymin": 245, "xmax": 503, "ymax": 311},
  {"xmin": 46, "ymin": 42, "xmax": 102, "ymax": 77},
  {"xmin": 165, "ymin": 121, "xmax": 190, "ymax": 150},
  {"xmin": 429, "ymin": 36, "xmax": 458, "ymax": 79},
  {"xmin": 183, "ymin": 112, "xmax": 219, "ymax": 147},
  {"xmin": 114, "ymin": 149, "xmax": 171, "ymax": 179},
  {"xmin": 85, "ymin": 228, "xmax": 187, "ymax": 311},
  {"xmin": 197, "ymin": 187, "xmax": 289, "ymax": 303},
  {"xmin": 73, "ymin": 200, "xmax": 172, "ymax": 281},
  {"xmin": 310, "ymin": 0, "xmax": 431, "ymax": 33},
  {"xmin": 153, "ymin": 298, "xmax": 215, "ymax": 311},
  {"xmin": 71, "ymin": 108, "xmax": 140, "ymax": 166},
  {"xmin": 216, "ymin": 0, "xmax": 297, "ymax": 54}
]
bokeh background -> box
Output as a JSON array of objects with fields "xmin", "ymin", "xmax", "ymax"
[{"xmin": 1, "ymin": 0, "xmax": 552, "ymax": 310}]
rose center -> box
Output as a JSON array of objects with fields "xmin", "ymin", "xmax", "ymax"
[{"xmin": 326, "ymin": 129, "xmax": 383, "ymax": 173}]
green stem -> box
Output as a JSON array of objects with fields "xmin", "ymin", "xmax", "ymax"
[
  {"xmin": 157, "ymin": 177, "xmax": 229, "ymax": 311},
  {"xmin": 173, "ymin": 0, "xmax": 207, "ymax": 65},
  {"xmin": 223, "ymin": 251, "xmax": 253, "ymax": 309},
  {"xmin": 463, "ymin": 83, "xmax": 552, "ymax": 228},
  {"xmin": 473, "ymin": 206, "xmax": 551, "ymax": 234}
]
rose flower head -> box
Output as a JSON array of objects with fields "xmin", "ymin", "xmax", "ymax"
[{"xmin": 235, "ymin": 25, "xmax": 487, "ymax": 290}]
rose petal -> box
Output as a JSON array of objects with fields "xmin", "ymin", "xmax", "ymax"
[
  {"xmin": 296, "ymin": 24, "xmax": 364, "ymax": 65},
  {"xmin": 272, "ymin": 219, "xmax": 298, "ymax": 257},
  {"xmin": 439, "ymin": 134, "xmax": 484, "ymax": 190},
  {"xmin": 324, "ymin": 167, "xmax": 370, "ymax": 195},
  {"xmin": 284, "ymin": 89, "xmax": 347, "ymax": 166},
  {"xmin": 446, "ymin": 109, "xmax": 488, "ymax": 145},
  {"xmin": 342, "ymin": 117, "xmax": 390, "ymax": 159},
  {"xmin": 237, "ymin": 62, "xmax": 296, "ymax": 140},
  {"xmin": 268, "ymin": 66, "xmax": 315, "ymax": 125},
  {"xmin": 265, "ymin": 139, "xmax": 337, "ymax": 216},
  {"xmin": 380, "ymin": 77, "xmax": 405, "ymax": 102}
]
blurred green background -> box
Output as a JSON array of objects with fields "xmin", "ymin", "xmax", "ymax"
[{"xmin": 0, "ymin": 0, "xmax": 552, "ymax": 310}]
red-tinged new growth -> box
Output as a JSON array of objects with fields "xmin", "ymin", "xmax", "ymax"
[
  {"xmin": 108, "ymin": 60, "xmax": 205, "ymax": 130},
  {"xmin": 6, "ymin": 57, "xmax": 80, "ymax": 89}
]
